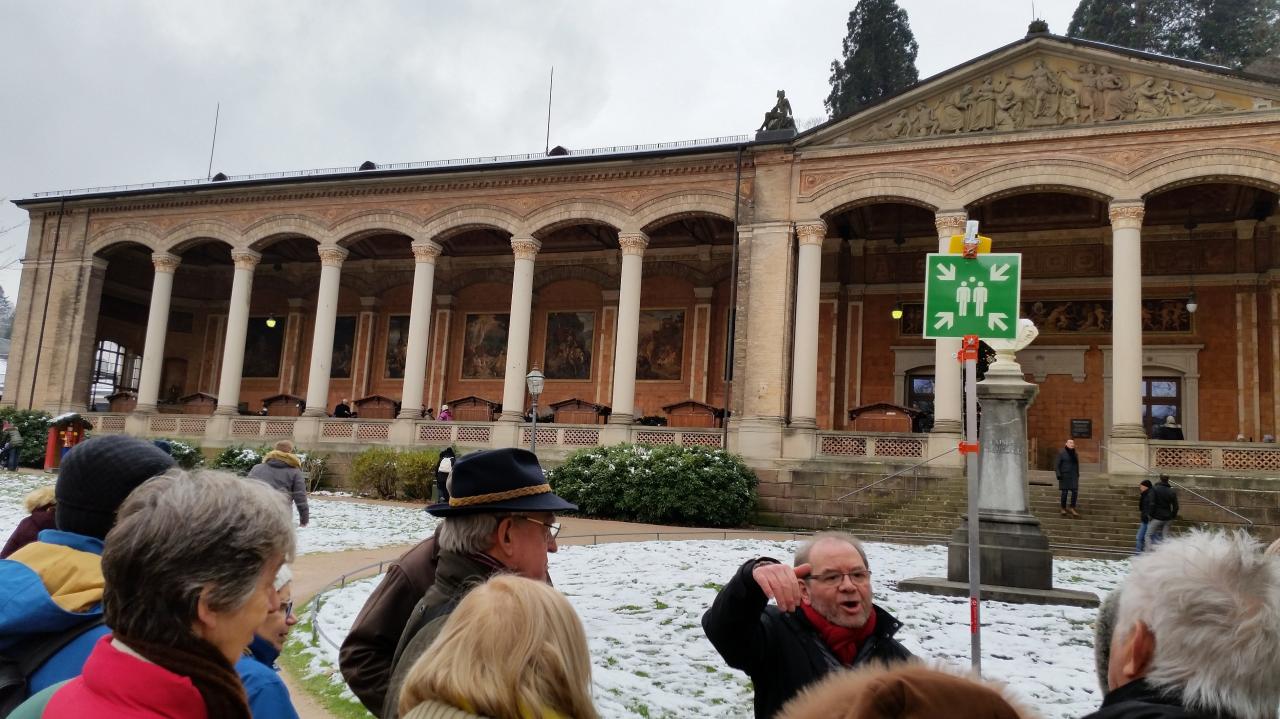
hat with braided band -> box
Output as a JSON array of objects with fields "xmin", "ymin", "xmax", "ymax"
[{"xmin": 426, "ymin": 448, "xmax": 576, "ymax": 517}]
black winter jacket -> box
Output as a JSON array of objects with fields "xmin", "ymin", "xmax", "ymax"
[
  {"xmin": 701, "ymin": 558, "xmax": 913, "ymax": 719},
  {"xmin": 1055, "ymin": 448, "xmax": 1080, "ymax": 490},
  {"xmin": 1080, "ymin": 678, "xmax": 1232, "ymax": 718},
  {"xmin": 1150, "ymin": 482, "xmax": 1180, "ymax": 521},
  {"xmin": 1138, "ymin": 489, "xmax": 1152, "ymax": 523}
]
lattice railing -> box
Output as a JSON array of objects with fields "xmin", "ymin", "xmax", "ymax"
[
  {"xmin": 92, "ymin": 414, "xmax": 127, "ymax": 433},
  {"xmin": 230, "ymin": 419, "xmax": 264, "ymax": 437},
  {"xmin": 819, "ymin": 435, "xmax": 868, "ymax": 456},
  {"xmin": 1151, "ymin": 441, "xmax": 1280, "ymax": 474},
  {"xmin": 1222, "ymin": 448, "xmax": 1280, "ymax": 472},
  {"xmin": 456, "ymin": 425, "xmax": 492, "ymax": 445},
  {"xmin": 264, "ymin": 420, "xmax": 295, "ymax": 437},
  {"xmin": 320, "ymin": 422, "xmax": 354, "ymax": 441},
  {"xmin": 177, "ymin": 417, "xmax": 208, "ymax": 435},
  {"xmin": 870, "ymin": 437, "xmax": 925, "ymax": 458},
  {"xmin": 520, "ymin": 427, "xmax": 558, "ymax": 446},
  {"xmin": 563, "ymin": 428, "xmax": 601, "ymax": 446},
  {"xmin": 681, "ymin": 432, "xmax": 723, "ymax": 448},
  {"xmin": 634, "ymin": 430, "xmax": 679, "ymax": 446},
  {"xmin": 417, "ymin": 424, "xmax": 453, "ymax": 444},
  {"xmin": 355, "ymin": 423, "xmax": 391, "ymax": 443},
  {"xmin": 148, "ymin": 416, "xmax": 178, "ymax": 434}
]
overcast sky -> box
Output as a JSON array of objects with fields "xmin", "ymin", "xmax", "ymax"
[{"xmin": 0, "ymin": 0, "xmax": 1078, "ymax": 301}]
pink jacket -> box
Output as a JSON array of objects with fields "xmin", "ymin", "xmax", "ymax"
[{"xmin": 44, "ymin": 635, "xmax": 206, "ymax": 719}]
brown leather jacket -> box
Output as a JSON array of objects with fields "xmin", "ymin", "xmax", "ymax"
[{"xmin": 339, "ymin": 535, "xmax": 440, "ymax": 715}]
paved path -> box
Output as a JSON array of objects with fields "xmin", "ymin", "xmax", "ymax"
[{"xmin": 280, "ymin": 497, "xmax": 810, "ymax": 718}]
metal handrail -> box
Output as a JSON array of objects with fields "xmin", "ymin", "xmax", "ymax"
[
  {"xmin": 309, "ymin": 559, "xmax": 392, "ymax": 647},
  {"xmin": 836, "ymin": 447, "xmax": 959, "ymax": 501},
  {"xmin": 1101, "ymin": 444, "xmax": 1254, "ymax": 526}
]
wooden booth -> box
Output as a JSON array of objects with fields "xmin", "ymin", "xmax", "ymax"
[
  {"xmin": 354, "ymin": 394, "xmax": 398, "ymax": 419},
  {"xmin": 663, "ymin": 400, "xmax": 725, "ymax": 428},
  {"xmin": 445, "ymin": 396, "xmax": 501, "ymax": 422},
  {"xmin": 549, "ymin": 398, "xmax": 611, "ymax": 425},
  {"xmin": 105, "ymin": 390, "xmax": 137, "ymax": 414},
  {"xmin": 847, "ymin": 402, "xmax": 922, "ymax": 433},
  {"xmin": 261, "ymin": 394, "xmax": 304, "ymax": 417},
  {"xmin": 178, "ymin": 392, "xmax": 218, "ymax": 415}
]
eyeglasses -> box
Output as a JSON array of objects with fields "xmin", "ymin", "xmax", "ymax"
[
  {"xmin": 806, "ymin": 569, "xmax": 872, "ymax": 587},
  {"xmin": 516, "ymin": 515, "xmax": 561, "ymax": 540},
  {"xmin": 277, "ymin": 600, "xmax": 294, "ymax": 618}
]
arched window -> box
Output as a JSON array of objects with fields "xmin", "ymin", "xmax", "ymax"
[{"xmin": 91, "ymin": 340, "xmax": 141, "ymax": 405}]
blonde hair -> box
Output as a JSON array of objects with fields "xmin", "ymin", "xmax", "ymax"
[
  {"xmin": 399, "ymin": 575, "xmax": 599, "ymax": 719},
  {"xmin": 274, "ymin": 439, "xmax": 294, "ymax": 453},
  {"xmin": 1266, "ymin": 537, "xmax": 1280, "ymax": 557},
  {"xmin": 24, "ymin": 486, "xmax": 56, "ymax": 513}
]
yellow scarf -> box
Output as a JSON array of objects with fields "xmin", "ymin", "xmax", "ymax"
[{"xmin": 263, "ymin": 450, "xmax": 301, "ymax": 468}]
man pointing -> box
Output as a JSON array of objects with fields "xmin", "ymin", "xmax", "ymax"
[{"xmin": 702, "ymin": 532, "xmax": 913, "ymax": 718}]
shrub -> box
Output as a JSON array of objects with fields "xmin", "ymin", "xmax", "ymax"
[
  {"xmin": 0, "ymin": 408, "xmax": 54, "ymax": 468},
  {"xmin": 549, "ymin": 444, "xmax": 758, "ymax": 527},
  {"xmin": 155, "ymin": 438, "xmax": 204, "ymax": 469},
  {"xmin": 212, "ymin": 444, "xmax": 266, "ymax": 475},
  {"xmin": 350, "ymin": 447, "xmax": 400, "ymax": 499},
  {"xmin": 398, "ymin": 449, "xmax": 441, "ymax": 501},
  {"xmin": 298, "ymin": 452, "xmax": 332, "ymax": 492}
]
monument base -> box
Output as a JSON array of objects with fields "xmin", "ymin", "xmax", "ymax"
[
  {"xmin": 947, "ymin": 517, "xmax": 1053, "ymax": 590},
  {"xmin": 896, "ymin": 577, "xmax": 1099, "ymax": 607},
  {"xmin": 755, "ymin": 128, "xmax": 797, "ymax": 142}
]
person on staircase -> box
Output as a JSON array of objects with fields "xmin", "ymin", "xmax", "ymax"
[
  {"xmin": 1135, "ymin": 479, "xmax": 1153, "ymax": 554},
  {"xmin": 1055, "ymin": 438, "xmax": 1080, "ymax": 517},
  {"xmin": 1146, "ymin": 475, "xmax": 1180, "ymax": 545}
]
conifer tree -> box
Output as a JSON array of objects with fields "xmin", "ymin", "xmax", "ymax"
[
  {"xmin": 1068, "ymin": 0, "xmax": 1279, "ymax": 69},
  {"xmin": 825, "ymin": 0, "xmax": 920, "ymax": 119}
]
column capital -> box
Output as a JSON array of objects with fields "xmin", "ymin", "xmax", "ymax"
[
  {"xmin": 230, "ymin": 249, "xmax": 262, "ymax": 271},
  {"xmin": 411, "ymin": 240, "xmax": 444, "ymax": 263},
  {"xmin": 317, "ymin": 244, "xmax": 349, "ymax": 267},
  {"xmin": 618, "ymin": 232, "xmax": 649, "ymax": 256},
  {"xmin": 794, "ymin": 221, "xmax": 827, "ymax": 247},
  {"xmin": 933, "ymin": 211, "xmax": 968, "ymax": 236},
  {"xmin": 1108, "ymin": 201, "xmax": 1145, "ymax": 229},
  {"xmin": 510, "ymin": 236, "xmax": 542, "ymax": 260},
  {"xmin": 151, "ymin": 252, "xmax": 182, "ymax": 273}
]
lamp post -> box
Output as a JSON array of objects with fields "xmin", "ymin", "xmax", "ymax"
[{"xmin": 525, "ymin": 367, "xmax": 545, "ymax": 452}]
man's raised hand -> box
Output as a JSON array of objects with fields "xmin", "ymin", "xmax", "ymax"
[{"xmin": 751, "ymin": 561, "xmax": 811, "ymax": 613}]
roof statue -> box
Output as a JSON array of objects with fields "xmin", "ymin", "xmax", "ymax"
[{"xmin": 756, "ymin": 90, "xmax": 797, "ymax": 140}]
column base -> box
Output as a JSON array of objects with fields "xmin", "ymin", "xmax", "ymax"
[
  {"xmin": 125, "ymin": 413, "xmax": 151, "ymax": 437},
  {"xmin": 1107, "ymin": 430, "xmax": 1150, "ymax": 475},
  {"xmin": 781, "ymin": 425, "xmax": 816, "ymax": 459},
  {"xmin": 292, "ymin": 416, "xmax": 321, "ymax": 446},
  {"xmin": 931, "ymin": 418, "xmax": 962, "ymax": 435},
  {"xmin": 946, "ymin": 517, "xmax": 1054, "ymax": 591},
  {"xmin": 925, "ymin": 431, "xmax": 964, "ymax": 468},
  {"xmin": 490, "ymin": 421, "xmax": 521, "ymax": 449},
  {"xmin": 205, "ymin": 414, "xmax": 231, "ymax": 444},
  {"xmin": 133, "ymin": 404, "xmax": 158, "ymax": 414},
  {"xmin": 607, "ymin": 413, "xmax": 634, "ymax": 425},
  {"xmin": 736, "ymin": 417, "xmax": 784, "ymax": 460},
  {"xmin": 600, "ymin": 422, "xmax": 631, "ymax": 446},
  {"xmin": 787, "ymin": 417, "xmax": 817, "ymax": 430},
  {"xmin": 389, "ymin": 418, "xmax": 415, "ymax": 445},
  {"xmin": 302, "ymin": 407, "xmax": 327, "ymax": 418},
  {"xmin": 396, "ymin": 408, "xmax": 422, "ymax": 420},
  {"xmin": 213, "ymin": 405, "xmax": 238, "ymax": 416},
  {"xmin": 498, "ymin": 411, "xmax": 524, "ymax": 423}
]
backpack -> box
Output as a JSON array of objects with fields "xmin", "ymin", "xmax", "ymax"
[
  {"xmin": 438, "ymin": 457, "xmax": 453, "ymax": 474},
  {"xmin": 0, "ymin": 616, "xmax": 104, "ymax": 715}
]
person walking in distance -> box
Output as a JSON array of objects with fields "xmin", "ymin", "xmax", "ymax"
[
  {"xmin": 1055, "ymin": 438, "xmax": 1080, "ymax": 517},
  {"xmin": 1146, "ymin": 474, "xmax": 1179, "ymax": 545},
  {"xmin": 1134, "ymin": 479, "xmax": 1153, "ymax": 554}
]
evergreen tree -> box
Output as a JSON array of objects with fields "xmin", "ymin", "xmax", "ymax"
[
  {"xmin": 825, "ymin": 0, "xmax": 920, "ymax": 119},
  {"xmin": 1068, "ymin": 0, "xmax": 1280, "ymax": 69},
  {"xmin": 0, "ymin": 287, "xmax": 14, "ymax": 340}
]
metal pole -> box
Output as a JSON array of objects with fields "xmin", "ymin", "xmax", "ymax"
[
  {"xmin": 530, "ymin": 395, "xmax": 538, "ymax": 453},
  {"xmin": 963, "ymin": 334, "xmax": 982, "ymax": 674}
]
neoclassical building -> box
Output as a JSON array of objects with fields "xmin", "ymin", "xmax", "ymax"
[{"xmin": 10, "ymin": 33, "xmax": 1280, "ymax": 492}]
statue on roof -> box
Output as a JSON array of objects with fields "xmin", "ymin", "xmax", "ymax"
[{"xmin": 757, "ymin": 90, "xmax": 796, "ymax": 132}]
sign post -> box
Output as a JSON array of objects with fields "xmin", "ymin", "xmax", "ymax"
[{"xmin": 960, "ymin": 334, "xmax": 981, "ymax": 673}]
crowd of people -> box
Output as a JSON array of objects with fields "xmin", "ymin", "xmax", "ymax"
[{"xmin": 1, "ymin": 440, "xmax": 1278, "ymax": 719}]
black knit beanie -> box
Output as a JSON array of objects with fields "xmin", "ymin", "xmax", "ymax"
[{"xmin": 55, "ymin": 435, "xmax": 176, "ymax": 540}]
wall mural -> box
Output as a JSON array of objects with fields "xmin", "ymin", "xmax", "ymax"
[
  {"xmin": 384, "ymin": 315, "xmax": 411, "ymax": 379},
  {"xmin": 637, "ymin": 309, "xmax": 685, "ymax": 381},
  {"xmin": 461, "ymin": 313, "xmax": 509, "ymax": 380},
  {"xmin": 860, "ymin": 55, "xmax": 1250, "ymax": 142},
  {"xmin": 900, "ymin": 298, "xmax": 1192, "ymax": 335},
  {"xmin": 330, "ymin": 316, "xmax": 357, "ymax": 379},
  {"xmin": 243, "ymin": 318, "xmax": 284, "ymax": 378},
  {"xmin": 543, "ymin": 311, "xmax": 594, "ymax": 380}
]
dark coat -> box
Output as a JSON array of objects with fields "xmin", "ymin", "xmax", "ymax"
[
  {"xmin": 339, "ymin": 536, "xmax": 440, "ymax": 715},
  {"xmin": 1138, "ymin": 490, "xmax": 1152, "ymax": 523},
  {"xmin": 1055, "ymin": 448, "xmax": 1080, "ymax": 490},
  {"xmin": 247, "ymin": 457, "xmax": 309, "ymax": 524},
  {"xmin": 1153, "ymin": 425, "xmax": 1184, "ymax": 441},
  {"xmin": 1080, "ymin": 678, "xmax": 1226, "ymax": 718},
  {"xmin": 1150, "ymin": 482, "xmax": 1180, "ymax": 521},
  {"xmin": 1, "ymin": 505, "xmax": 56, "ymax": 558},
  {"xmin": 702, "ymin": 558, "xmax": 913, "ymax": 719}
]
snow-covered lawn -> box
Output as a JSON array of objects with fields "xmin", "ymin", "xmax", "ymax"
[
  {"xmin": 296, "ymin": 498, "xmax": 437, "ymax": 555},
  {"xmin": 295, "ymin": 538, "xmax": 1126, "ymax": 719},
  {"xmin": 0, "ymin": 473, "xmax": 57, "ymax": 533}
]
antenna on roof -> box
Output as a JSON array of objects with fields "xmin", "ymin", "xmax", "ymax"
[
  {"xmin": 545, "ymin": 67, "xmax": 554, "ymax": 155},
  {"xmin": 206, "ymin": 102, "xmax": 221, "ymax": 181}
]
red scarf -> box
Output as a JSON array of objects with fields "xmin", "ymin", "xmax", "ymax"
[{"xmin": 801, "ymin": 602, "xmax": 878, "ymax": 665}]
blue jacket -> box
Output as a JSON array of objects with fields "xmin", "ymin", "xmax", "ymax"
[
  {"xmin": 0, "ymin": 529, "xmax": 112, "ymax": 697},
  {"xmin": 235, "ymin": 634, "xmax": 301, "ymax": 719}
]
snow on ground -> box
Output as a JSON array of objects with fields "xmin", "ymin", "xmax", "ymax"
[
  {"xmin": 298, "ymin": 538, "xmax": 1129, "ymax": 719},
  {"xmin": 296, "ymin": 498, "xmax": 437, "ymax": 555},
  {"xmin": 0, "ymin": 473, "xmax": 58, "ymax": 533}
]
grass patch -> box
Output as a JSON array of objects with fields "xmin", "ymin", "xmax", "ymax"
[{"xmin": 279, "ymin": 605, "xmax": 374, "ymax": 719}]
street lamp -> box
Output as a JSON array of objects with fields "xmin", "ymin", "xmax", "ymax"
[{"xmin": 525, "ymin": 367, "xmax": 545, "ymax": 452}]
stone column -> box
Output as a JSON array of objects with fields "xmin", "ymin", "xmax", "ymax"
[
  {"xmin": 609, "ymin": 233, "xmax": 648, "ymax": 424},
  {"xmin": 499, "ymin": 237, "xmax": 541, "ymax": 421},
  {"xmin": 302, "ymin": 245, "xmax": 348, "ymax": 417},
  {"xmin": 214, "ymin": 249, "xmax": 261, "ymax": 415},
  {"xmin": 135, "ymin": 252, "xmax": 181, "ymax": 413},
  {"xmin": 789, "ymin": 221, "xmax": 826, "ymax": 428},
  {"xmin": 931, "ymin": 212, "xmax": 967, "ymax": 437},
  {"xmin": 1109, "ymin": 201, "xmax": 1148, "ymax": 473},
  {"xmin": 398, "ymin": 241, "xmax": 442, "ymax": 418}
]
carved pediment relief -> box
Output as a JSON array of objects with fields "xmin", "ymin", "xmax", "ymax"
[{"xmin": 812, "ymin": 42, "xmax": 1280, "ymax": 147}]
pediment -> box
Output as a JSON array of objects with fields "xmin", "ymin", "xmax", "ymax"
[{"xmin": 800, "ymin": 36, "xmax": 1280, "ymax": 148}]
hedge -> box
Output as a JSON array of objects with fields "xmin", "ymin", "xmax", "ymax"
[
  {"xmin": 0, "ymin": 409, "xmax": 54, "ymax": 468},
  {"xmin": 349, "ymin": 447, "xmax": 443, "ymax": 500},
  {"xmin": 548, "ymin": 444, "xmax": 758, "ymax": 527}
]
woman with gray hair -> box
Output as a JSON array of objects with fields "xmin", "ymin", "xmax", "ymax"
[{"xmin": 42, "ymin": 470, "xmax": 295, "ymax": 719}]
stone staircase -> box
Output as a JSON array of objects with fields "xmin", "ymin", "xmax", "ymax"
[{"xmin": 826, "ymin": 473, "xmax": 1271, "ymax": 559}]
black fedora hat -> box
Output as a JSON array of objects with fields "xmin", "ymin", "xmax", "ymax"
[{"xmin": 426, "ymin": 448, "xmax": 577, "ymax": 517}]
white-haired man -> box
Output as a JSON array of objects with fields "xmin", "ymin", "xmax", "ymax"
[{"xmin": 1084, "ymin": 530, "xmax": 1280, "ymax": 719}]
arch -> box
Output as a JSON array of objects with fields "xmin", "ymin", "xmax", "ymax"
[
  {"xmin": 633, "ymin": 191, "xmax": 736, "ymax": 233},
  {"xmin": 445, "ymin": 266, "xmax": 516, "ymax": 294},
  {"xmin": 525, "ymin": 198, "xmax": 631, "ymax": 238},
  {"xmin": 533, "ymin": 265, "xmax": 617, "ymax": 292},
  {"xmin": 158, "ymin": 219, "xmax": 241, "ymax": 253},
  {"xmin": 421, "ymin": 205, "xmax": 524, "ymax": 241},
  {"xmin": 955, "ymin": 159, "xmax": 1126, "ymax": 206},
  {"xmin": 244, "ymin": 214, "xmax": 330, "ymax": 249},
  {"xmin": 808, "ymin": 173, "xmax": 953, "ymax": 219},
  {"xmin": 87, "ymin": 222, "xmax": 164, "ymax": 256},
  {"xmin": 1130, "ymin": 149, "xmax": 1280, "ymax": 198},
  {"xmin": 330, "ymin": 209, "xmax": 423, "ymax": 245}
]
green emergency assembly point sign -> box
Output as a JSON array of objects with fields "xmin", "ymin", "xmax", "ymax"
[{"xmin": 923, "ymin": 253, "xmax": 1022, "ymax": 340}]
